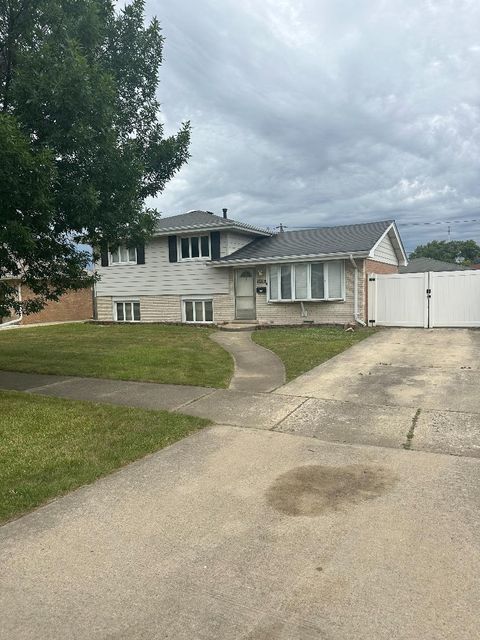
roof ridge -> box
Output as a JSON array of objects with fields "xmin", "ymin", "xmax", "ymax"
[{"xmin": 279, "ymin": 220, "xmax": 394, "ymax": 234}]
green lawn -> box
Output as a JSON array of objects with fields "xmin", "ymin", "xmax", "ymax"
[
  {"xmin": 253, "ymin": 326, "xmax": 374, "ymax": 381},
  {"xmin": 0, "ymin": 390, "xmax": 210, "ymax": 524},
  {"xmin": 0, "ymin": 323, "xmax": 233, "ymax": 388}
]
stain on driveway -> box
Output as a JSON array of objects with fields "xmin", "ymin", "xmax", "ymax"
[{"xmin": 266, "ymin": 464, "xmax": 397, "ymax": 516}]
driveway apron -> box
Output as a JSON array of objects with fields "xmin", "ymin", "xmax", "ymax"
[{"xmin": 275, "ymin": 328, "xmax": 480, "ymax": 457}]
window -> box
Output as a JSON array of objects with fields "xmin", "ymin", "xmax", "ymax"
[
  {"xmin": 110, "ymin": 245, "xmax": 137, "ymax": 265},
  {"xmin": 115, "ymin": 301, "xmax": 141, "ymax": 322},
  {"xmin": 311, "ymin": 263, "xmax": 324, "ymax": 299},
  {"xmin": 268, "ymin": 261, "xmax": 344, "ymax": 301},
  {"xmin": 180, "ymin": 235, "xmax": 210, "ymax": 260},
  {"xmin": 184, "ymin": 299, "xmax": 213, "ymax": 323}
]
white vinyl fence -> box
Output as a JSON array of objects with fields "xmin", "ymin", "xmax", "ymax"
[{"xmin": 368, "ymin": 270, "xmax": 480, "ymax": 328}]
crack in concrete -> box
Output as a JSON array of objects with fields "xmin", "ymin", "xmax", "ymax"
[{"xmin": 403, "ymin": 408, "xmax": 421, "ymax": 450}]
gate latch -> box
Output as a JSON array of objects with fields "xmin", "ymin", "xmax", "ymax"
[{"xmin": 426, "ymin": 288, "xmax": 431, "ymax": 298}]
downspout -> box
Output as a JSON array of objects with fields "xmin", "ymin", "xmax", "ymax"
[
  {"xmin": 0, "ymin": 283, "xmax": 23, "ymax": 329},
  {"xmin": 349, "ymin": 255, "xmax": 366, "ymax": 327}
]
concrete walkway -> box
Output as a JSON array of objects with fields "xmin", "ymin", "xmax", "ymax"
[
  {"xmin": 0, "ymin": 370, "xmax": 304, "ymax": 429},
  {"xmin": 211, "ymin": 330, "xmax": 285, "ymax": 392}
]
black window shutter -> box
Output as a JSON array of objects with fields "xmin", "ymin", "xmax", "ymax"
[
  {"xmin": 100, "ymin": 247, "xmax": 109, "ymax": 267},
  {"xmin": 211, "ymin": 231, "xmax": 221, "ymax": 260},
  {"xmin": 136, "ymin": 244, "xmax": 145, "ymax": 264},
  {"xmin": 168, "ymin": 235, "xmax": 178, "ymax": 262}
]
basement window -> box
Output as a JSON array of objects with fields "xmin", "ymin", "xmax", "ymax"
[
  {"xmin": 184, "ymin": 299, "xmax": 213, "ymax": 323},
  {"xmin": 115, "ymin": 301, "xmax": 141, "ymax": 322}
]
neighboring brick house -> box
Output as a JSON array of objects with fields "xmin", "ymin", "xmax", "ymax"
[
  {"xmin": 94, "ymin": 211, "xmax": 407, "ymax": 326},
  {"xmin": 1, "ymin": 282, "xmax": 93, "ymax": 326}
]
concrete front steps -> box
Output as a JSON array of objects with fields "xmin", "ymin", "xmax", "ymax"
[{"xmin": 217, "ymin": 321, "xmax": 261, "ymax": 332}]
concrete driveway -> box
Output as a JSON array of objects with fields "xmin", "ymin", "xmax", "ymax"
[
  {"xmin": 275, "ymin": 328, "xmax": 480, "ymax": 457},
  {"xmin": 2, "ymin": 425, "xmax": 480, "ymax": 640},
  {"xmin": 2, "ymin": 328, "xmax": 480, "ymax": 639}
]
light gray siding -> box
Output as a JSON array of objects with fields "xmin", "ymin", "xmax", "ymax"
[
  {"xmin": 96, "ymin": 236, "xmax": 232, "ymax": 297},
  {"xmin": 223, "ymin": 231, "xmax": 254, "ymax": 256},
  {"xmin": 372, "ymin": 233, "xmax": 398, "ymax": 265}
]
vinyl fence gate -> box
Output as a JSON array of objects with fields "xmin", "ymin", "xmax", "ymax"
[{"xmin": 368, "ymin": 270, "xmax": 480, "ymax": 328}]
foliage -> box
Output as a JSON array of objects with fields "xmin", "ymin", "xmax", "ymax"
[
  {"xmin": 0, "ymin": 390, "xmax": 209, "ymax": 523},
  {"xmin": 0, "ymin": 0, "xmax": 190, "ymax": 316},
  {"xmin": 253, "ymin": 326, "xmax": 373, "ymax": 382},
  {"xmin": 0, "ymin": 322, "xmax": 234, "ymax": 387},
  {"xmin": 409, "ymin": 240, "xmax": 480, "ymax": 265}
]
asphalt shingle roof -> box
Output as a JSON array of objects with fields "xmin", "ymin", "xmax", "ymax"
[
  {"xmin": 216, "ymin": 220, "xmax": 394, "ymax": 262},
  {"xmin": 399, "ymin": 257, "xmax": 467, "ymax": 273},
  {"xmin": 155, "ymin": 210, "xmax": 270, "ymax": 236}
]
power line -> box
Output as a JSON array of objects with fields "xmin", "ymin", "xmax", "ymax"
[{"xmin": 278, "ymin": 218, "xmax": 480, "ymax": 230}]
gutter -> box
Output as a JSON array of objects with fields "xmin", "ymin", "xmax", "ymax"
[
  {"xmin": 349, "ymin": 255, "xmax": 366, "ymax": 327},
  {"xmin": 0, "ymin": 283, "xmax": 23, "ymax": 329},
  {"xmin": 209, "ymin": 251, "xmax": 370, "ymax": 267}
]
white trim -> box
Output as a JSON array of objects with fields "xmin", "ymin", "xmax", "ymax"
[
  {"xmin": 112, "ymin": 298, "xmax": 141, "ymax": 322},
  {"xmin": 109, "ymin": 245, "xmax": 137, "ymax": 266},
  {"xmin": 181, "ymin": 297, "xmax": 214, "ymax": 323},
  {"xmin": 368, "ymin": 222, "xmax": 408, "ymax": 266},
  {"xmin": 178, "ymin": 234, "xmax": 211, "ymax": 261},
  {"xmin": 267, "ymin": 261, "xmax": 345, "ymax": 303},
  {"xmin": 154, "ymin": 223, "xmax": 271, "ymax": 237},
  {"xmin": 210, "ymin": 251, "xmax": 369, "ymax": 267}
]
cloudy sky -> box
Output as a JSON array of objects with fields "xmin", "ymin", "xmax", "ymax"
[{"xmin": 145, "ymin": 0, "xmax": 480, "ymax": 253}]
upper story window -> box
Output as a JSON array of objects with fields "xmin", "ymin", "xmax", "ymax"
[
  {"xmin": 180, "ymin": 235, "xmax": 210, "ymax": 260},
  {"xmin": 269, "ymin": 261, "xmax": 344, "ymax": 302},
  {"xmin": 110, "ymin": 245, "xmax": 137, "ymax": 265}
]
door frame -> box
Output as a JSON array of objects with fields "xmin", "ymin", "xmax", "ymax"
[{"xmin": 234, "ymin": 268, "xmax": 256, "ymax": 320}]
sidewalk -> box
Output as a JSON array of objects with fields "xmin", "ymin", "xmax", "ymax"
[{"xmin": 0, "ymin": 370, "xmax": 304, "ymax": 429}]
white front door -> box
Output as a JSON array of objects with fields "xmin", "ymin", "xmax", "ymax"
[{"xmin": 235, "ymin": 269, "xmax": 256, "ymax": 320}]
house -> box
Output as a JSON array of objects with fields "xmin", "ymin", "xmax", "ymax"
[
  {"xmin": 1, "ymin": 281, "xmax": 93, "ymax": 327},
  {"xmin": 94, "ymin": 210, "xmax": 407, "ymax": 325},
  {"xmin": 399, "ymin": 257, "xmax": 468, "ymax": 273}
]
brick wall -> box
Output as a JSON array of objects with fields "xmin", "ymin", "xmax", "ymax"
[
  {"xmin": 364, "ymin": 258, "xmax": 399, "ymax": 323},
  {"xmin": 21, "ymin": 286, "xmax": 93, "ymax": 325}
]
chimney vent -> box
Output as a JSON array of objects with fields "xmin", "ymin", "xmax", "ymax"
[{"xmin": 222, "ymin": 208, "xmax": 228, "ymax": 219}]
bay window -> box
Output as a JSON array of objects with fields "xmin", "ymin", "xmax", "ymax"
[{"xmin": 268, "ymin": 261, "xmax": 345, "ymax": 301}]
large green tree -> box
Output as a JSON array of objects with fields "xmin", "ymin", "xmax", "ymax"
[
  {"xmin": 0, "ymin": 0, "xmax": 190, "ymax": 316},
  {"xmin": 409, "ymin": 239, "xmax": 480, "ymax": 265}
]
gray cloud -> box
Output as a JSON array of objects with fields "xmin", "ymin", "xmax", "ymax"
[{"xmin": 146, "ymin": 0, "xmax": 480, "ymax": 253}]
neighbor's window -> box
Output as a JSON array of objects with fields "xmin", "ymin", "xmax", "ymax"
[
  {"xmin": 180, "ymin": 235, "xmax": 210, "ymax": 260},
  {"xmin": 110, "ymin": 245, "xmax": 137, "ymax": 265},
  {"xmin": 269, "ymin": 262, "xmax": 344, "ymax": 301},
  {"xmin": 115, "ymin": 301, "xmax": 141, "ymax": 322},
  {"xmin": 184, "ymin": 299, "xmax": 213, "ymax": 323}
]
